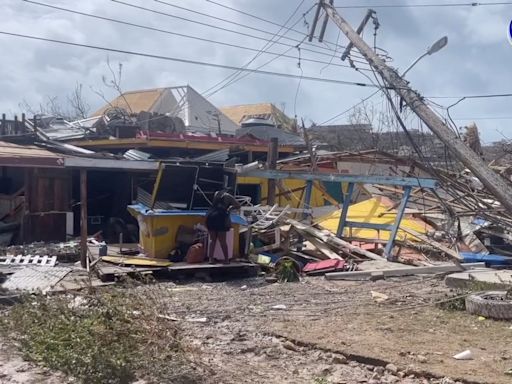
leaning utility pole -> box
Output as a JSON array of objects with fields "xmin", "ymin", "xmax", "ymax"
[{"xmin": 312, "ymin": 1, "xmax": 512, "ymax": 212}]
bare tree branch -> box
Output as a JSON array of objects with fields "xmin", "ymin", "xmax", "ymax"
[{"xmin": 67, "ymin": 83, "xmax": 90, "ymax": 119}]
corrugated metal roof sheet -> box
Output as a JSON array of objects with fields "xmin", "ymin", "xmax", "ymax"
[
  {"xmin": 192, "ymin": 149, "xmax": 230, "ymax": 162},
  {"xmin": 124, "ymin": 149, "xmax": 154, "ymax": 161}
]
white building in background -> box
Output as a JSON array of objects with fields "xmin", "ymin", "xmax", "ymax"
[{"xmin": 92, "ymin": 85, "xmax": 239, "ymax": 135}]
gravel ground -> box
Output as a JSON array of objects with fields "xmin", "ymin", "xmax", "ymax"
[
  {"xmin": 1, "ymin": 275, "xmax": 511, "ymax": 383},
  {"xmin": 153, "ymin": 275, "xmax": 511, "ymax": 384}
]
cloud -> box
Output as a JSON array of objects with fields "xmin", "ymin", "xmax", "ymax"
[{"xmin": 1, "ymin": 0, "xmax": 511, "ymax": 142}]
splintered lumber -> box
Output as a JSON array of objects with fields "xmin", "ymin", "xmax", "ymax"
[
  {"xmin": 399, "ymin": 226, "xmax": 462, "ymax": 261},
  {"xmin": 325, "ymin": 262, "xmax": 486, "ymax": 281},
  {"xmin": 288, "ymin": 219, "xmax": 385, "ymax": 261},
  {"xmin": 304, "ymin": 237, "xmax": 343, "ymax": 260}
]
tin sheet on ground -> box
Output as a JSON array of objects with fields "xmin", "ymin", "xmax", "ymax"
[{"xmin": 2, "ymin": 266, "xmax": 72, "ymax": 293}]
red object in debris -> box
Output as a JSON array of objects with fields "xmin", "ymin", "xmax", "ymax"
[
  {"xmin": 186, "ymin": 243, "xmax": 206, "ymax": 264},
  {"xmin": 303, "ymin": 259, "xmax": 345, "ymax": 274}
]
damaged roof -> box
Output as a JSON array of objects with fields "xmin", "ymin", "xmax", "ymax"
[
  {"xmin": 221, "ymin": 103, "xmax": 295, "ymax": 131},
  {"xmin": 236, "ymin": 125, "xmax": 305, "ymax": 146},
  {"xmin": 92, "ymin": 88, "xmax": 167, "ymax": 116},
  {"xmin": 0, "ymin": 141, "xmax": 64, "ymax": 167},
  {"xmin": 91, "ymin": 86, "xmax": 240, "ymax": 135}
]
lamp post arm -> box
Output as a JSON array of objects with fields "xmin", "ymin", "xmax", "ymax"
[{"xmin": 401, "ymin": 52, "xmax": 428, "ymax": 77}]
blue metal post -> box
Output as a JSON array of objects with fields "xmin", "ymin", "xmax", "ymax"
[
  {"xmin": 336, "ymin": 182, "xmax": 354, "ymax": 238},
  {"xmin": 302, "ymin": 180, "xmax": 313, "ymax": 220},
  {"xmin": 384, "ymin": 185, "xmax": 412, "ymax": 260}
]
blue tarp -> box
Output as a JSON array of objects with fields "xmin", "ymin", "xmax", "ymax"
[{"xmin": 461, "ymin": 252, "xmax": 512, "ymax": 266}]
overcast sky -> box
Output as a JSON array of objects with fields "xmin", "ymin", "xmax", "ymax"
[{"xmin": 2, "ymin": 0, "xmax": 512, "ymax": 143}]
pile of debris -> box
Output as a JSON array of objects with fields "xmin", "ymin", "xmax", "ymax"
[
  {"xmin": 0, "ymin": 187, "xmax": 23, "ymax": 246},
  {"xmin": 370, "ymin": 166, "xmax": 512, "ymax": 266},
  {"xmin": 242, "ymin": 163, "xmax": 512, "ymax": 284}
]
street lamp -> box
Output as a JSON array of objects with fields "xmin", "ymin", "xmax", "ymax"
[{"xmin": 401, "ymin": 36, "xmax": 448, "ymax": 77}]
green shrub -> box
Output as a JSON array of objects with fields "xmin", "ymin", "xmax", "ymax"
[{"xmin": 2, "ymin": 288, "xmax": 203, "ymax": 384}]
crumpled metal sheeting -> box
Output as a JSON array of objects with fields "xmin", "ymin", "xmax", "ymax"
[{"xmin": 2, "ymin": 266, "xmax": 71, "ymax": 293}]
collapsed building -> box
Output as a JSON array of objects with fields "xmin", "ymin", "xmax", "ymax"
[{"xmin": 1, "ymin": 85, "xmax": 512, "ymax": 293}]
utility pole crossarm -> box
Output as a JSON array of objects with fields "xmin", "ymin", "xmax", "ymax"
[{"xmin": 320, "ymin": 2, "xmax": 512, "ymax": 212}]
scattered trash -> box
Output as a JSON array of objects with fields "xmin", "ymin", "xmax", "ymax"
[
  {"xmin": 240, "ymin": 285, "xmax": 248, "ymax": 290},
  {"xmin": 186, "ymin": 317, "xmax": 208, "ymax": 323},
  {"xmin": 453, "ymin": 350, "xmax": 473, "ymax": 360},
  {"xmin": 371, "ymin": 291, "xmax": 389, "ymax": 303},
  {"xmin": 271, "ymin": 304, "xmax": 287, "ymax": 310}
]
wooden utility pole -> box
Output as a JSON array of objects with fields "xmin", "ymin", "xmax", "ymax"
[
  {"xmin": 318, "ymin": 2, "xmax": 512, "ymax": 212},
  {"xmin": 80, "ymin": 169, "xmax": 88, "ymax": 268},
  {"xmin": 266, "ymin": 137, "xmax": 279, "ymax": 205}
]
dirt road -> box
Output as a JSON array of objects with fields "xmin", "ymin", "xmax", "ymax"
[
  {"xmin": 1, "ymin": 275, "xmax": 511, "ymax": 383},
  {"xmin": 167, "ymin": 276, "xmax": 512, "ymax": 384}
]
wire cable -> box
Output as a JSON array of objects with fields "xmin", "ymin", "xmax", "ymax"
[
  {"xmin": 110, "ymin": 0, "xmax": 352, "ymax": 60},
  {"xmin": 428, "ymin": 93, "xmax": 512, "ymax": 99},
  {"xmin": 203, "ymin": 1, "xmax": 309, "ymax": 98},
  {"xmin": 336, "ymin": 1, "xmax": 512, "ymax": 9},
  {"xmin": 293, "ymin": 47, "xmax": 304, "ymax": 118},
  {"xmin": 0, "ymin": 30, "xmax": 380, "ymax": 88},
  {"xmin": 319, "ymin": 89, "xmax": 381, "ymax": 125},
  {"xmin": 21, "ymin": 0, "xmax": 355, "ymax": 70},
  {"xmin": 154, "ymin": 0, "xmax": 349, "ymax": 55},
  {"xmin": 204, "ymin": 0, "xmax": 368, "ymax": 57}
]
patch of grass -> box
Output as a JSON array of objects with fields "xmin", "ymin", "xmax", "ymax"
[
  {"xmin": 275, "ymin": 257, "xmax": 300, "ymax": 283},
  {"xmin": 2, "ymin": 284, "xmax": 204, "ymax": 384}
]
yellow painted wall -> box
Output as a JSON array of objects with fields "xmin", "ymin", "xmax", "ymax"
[
  {"xmin": 129, "ymin": 212, "xmax": 240, "ymax": 259},
  {"xmin": 237, "ymin": 177, "xmax": 331, "ymax": 208}
]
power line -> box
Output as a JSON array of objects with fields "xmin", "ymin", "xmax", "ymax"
[
  {"xmin": 318, "ymin": 89, "xmax": 381, "ymax": 125},
  {"xmin": 336, "ymin": 1, "xmax": 512, "ymax": 9},
  {"xmin": 110, "ymin": 0, "xmax": 350, "ymax": 60},
  {"xmin": 428, "ymin": 93, "xmax": 512, "ymax": 99},
  {"xmin": 21, "ymin": 0, "xmax": 355, "ymax": 70},
  {"xmin": 203, "ymin": 0, "xmax": 309, "ymax": 98},
  {"xmin": 0, "ymin": 31, "xmax": 379, "ymax": 88},
  {"xmin": 319, "ymin": 91, "xmax": 512, "ymax": 127},
  {"xmin": 452, "ymin": 116, "xmax": 512, "ymax": 120},
  {"xmin": 153, "ymin": 0, "xmax": 347, "ymax": 54},
  {"xmin": 205, "ymin": 0, "xmax": 346, "ymax": 51},
  {"xmin": 204, "ymin": 1, "xmax": 311, "ymax": 98}
]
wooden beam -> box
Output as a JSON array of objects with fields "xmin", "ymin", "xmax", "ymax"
[
  {"xmin": 288, "ymin": 219, "xmax": 385, "ymax": 261},
  {"xmin": 304, "ymin": 235, "xmax": 343, "ymax": 260},
  {"xmin": 244, "ymin": 170, "xmax": 438, "ymax": 188},
  {"xmin": 80, "ymin": 169, "xmax": 88, "ymax": 269},
  {"xmin": 68, "ymin": 138, "xmax": 298, "ymax": 153},
  {"xmin": 325, "ymin": 262, "xmax": 485, "ymax": 280},
  {"xmin": 399, "ymin": 226, "xmax": 462, "ymax": 261},
  {"xmin": 266, "ymin": 137, "xmax": 278, "ymax": 205}
]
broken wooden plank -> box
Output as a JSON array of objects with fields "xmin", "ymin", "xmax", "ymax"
[
  {"xmin": 399, "ymin": 226, "xmax": 462, "ymax": 261},
  {"xmin": 288, "ymin": 219, "xmax": 385, "ymax": 261},
  {"xmin": 304, "ymin": 237, "xmax": 343, "ymax": 260},
  {"xmin": 325, "ymin": 262, "xmax": 486, "ymax": 280}
]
